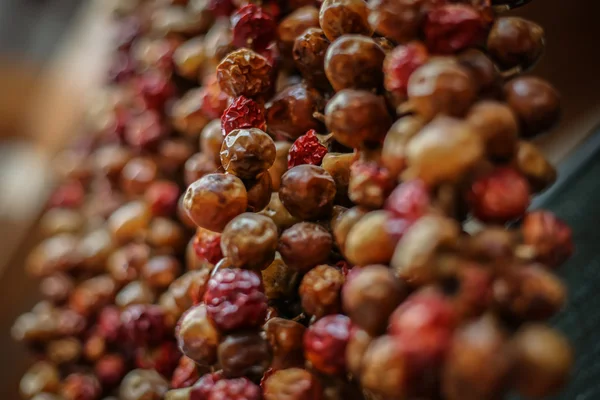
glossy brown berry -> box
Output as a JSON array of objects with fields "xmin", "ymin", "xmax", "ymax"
[
  {"xmin": 324, "ymin": 35, "xmax": 385, "ymax": 92},
  {"xmin": 278, "ymin": 6, "xmax": 320, "ymax": 57},
  {"xmin": 343, "ymin": 265, "xmax": 405, "ymax": 335},
  {"xmin": 368, "ymin": 0, "xmax": 427, "ymax": 44},
  {"xmin": 220, "ymin": 213, "xmax": 278, "ymax": 269},
  {"xmin": 264, "ymin": 318, "xmax": 306, "ymax": 370},
  {"xmin": 466, "ymin": 101, "xmax": 519, "ymax": 161},
  {"xmin": 279, "ymin": 165, "xmax": 336, "ymax": 220},
  {"xmin": 300, "ymin": 264, "xmax": 344, "ymax": 319},
  {"xmin": 487, "ymin": 17, "xmax": 545, "ymax": 71},
  {"xmin": 220, "ymin": 128, "xmax": 276, "ymax": 178},
  {"xmin": 201, "ymin": 120, "xmax": 225, "ymax": 164},
  {"xmin": 457, "ymin": 48, "xmax": 501, "ymax": 96},
  {"xmin": 183, "ymin": 173, "xmax": 248, "ymax": 232},
  {"xmin": 279, "ymin": 222, "xmax": 333, "ymax": 272},
  {"xmin": 216, "ymin": 48, "xmax": 273, "ymax": 98},
  {"xmin": 184, "ymin": 152, "xmax": 219, "ymax": 187},
  {"xmin": 259, "ymin": 192, "xmax": 300, "ymax": 232},
  {"xmin": 344, "ymin": 210, "xmax": 399, "ymax": 266},
  {"xmin": 293, "ymin": 28, "xmax": 331, "ymax": 90},
  {"xmin": 176, "ymin": 304, "xmax": 221, "ymax": 366},
  {"xmin": 245, "ymin": 172, "xmax": 273, "ymax": 212},
  {"xmin": 325, "ymin": 89, "xmax": 391, "ymax": 148},
  {"xmin": 217, "ymin": 331, "xmax": 272, "ymax": 379},
  {"xmin": 513, "ymin": 141, "xmax": 557, "ymax": 193},
  {"xmin": 319, "ymin": 0, "xmax": 372, "ymax": 41},
  {"xmin": 360, "ymin": 335, "xmax": 407, "ymax": 398}
]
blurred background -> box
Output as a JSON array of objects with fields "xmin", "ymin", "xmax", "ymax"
[{"xmin": 0, "ymin": 0, "xmax": 599, "ymax": 398}]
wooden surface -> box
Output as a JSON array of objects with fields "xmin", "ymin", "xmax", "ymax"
[{"xmin": 1, "ymin": 0, "xmax": 600, "ymax": 398}]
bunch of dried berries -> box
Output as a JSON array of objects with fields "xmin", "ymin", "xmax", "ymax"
[{"xmin": 14, "ymin": 0, "xmax": 575, "ymax": 399}]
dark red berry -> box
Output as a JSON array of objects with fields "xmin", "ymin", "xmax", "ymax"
[
  {"xmin": 193, "ymin": 229, "xmax": 224, "ymax": 266},
  {"xmin": 97, "ymin": 306, "xmax": 121, "ymax": 343},
  {"xmin": 48, "ymin": 181, "xmax": 85, "ymax": 209},
  {"xmin": 209, "ymin": 378, "xmax": 261, "ymax": 400},
  {"xmin": 135, "ymin": 341, "xmax": 181, "ymax": 378},
  {"xmin": 145, "ymin": 180, "xmax": 180, "ymax": 217},
  {"xmin": 424, "ymin": 4, "xmax": 487, "ymax": 55},
  {"xmin": 207, "ymin": 0, "xmax": 236, "ymax": 16},
  {"xmin": 171, "ymin": 356, "xmax": 200, "ymax": 389},
  {"xmin": 288, "ymin": 130, "xmax": 328, "ymax": 169},
  {"xmin": 384, "ymin": 42, "xmax": 429, "ymax": 98},
  {"xmin": 304, "ymin": 314, "xmax": 351, "ymax": 375},
  {"xmin": 204, "ymin": 269, "xmax": 268, "ymax": 331},
  {"xmin": 120, "ymin": 304, "xmax": 167, "ymax": 347},
  {"xmin": 221, "ymin": 96, "xmax": 267, "ymax": 136},
  {"xmin": 190, "ymin": 372, "xmax": 224, "ymax": 400},
  {"xmin": 385, "ymin": 180, "xmax": 430, "ymax": 223},
  {"xmin": 232, "ymin": 4, "xmax": 277, "ymax": 52},
  {"xmin": 134, "ymin": 70, "xmax": 175, "ymax": 112}
]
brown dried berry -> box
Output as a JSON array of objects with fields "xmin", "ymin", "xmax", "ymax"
[
  {"xmin": 220, "ymin": 128, "xmax": 276, "ymax": 179},
  {"xmin": 119, "ymin": 369, "xmax": 169, "ymax": 400},
  {"xmin": 261, "ymin": 257, "xmax": 297, "ymax": 301},
  {"xmin": 293, "ymin": 28, "xmax": 330, "ymax": 90},
  {"xmin": 183, "ymin": 173, "xmax": 248, "ymax": 232},
  {"xmin": 487, "ymin": 17, "xmax": 545, "ymax": 71},
  {"xmin": 466, "ymin": 101, "xmax": 519, "ymax": 161},
  {"xmin": 512, "ymin": 141, "xmax": 557, "ymax": 193},
  {"xmin": 259, "ymin": 193, "xmax": 300, "ymax": 232},
  {"xmin": 279, "ymin": 165, "xmax": 336, "ymax": 220},
  {"xmin": 19, "ymin": 362, "xmax": 60, "ymax": 399},
  {"xmin": 319, "ymin": 0, "xmax": 372, "ymax": 41},
  {"xmin": 348, "ymin": 160, "xmax": 396, "ymax": 209},
  {"xmin": 264, "ymin": 317, "xmax": 306, "ymax": 370},
  {"xmin": 216, "ymin": 48, "xmax": 273, "ymax": 98},
  {"xmin": 220, "ymin": 213, "xmax": 278, "ymax": 270},
  {"xmin": 325, "ymin": 35, "xmax": 385, "ymax": 92},
  {"xmin": 381, "ymin": 116, "xmax": 425, "ymax": 177},
  {"xmin": 176, "ymin": 304, "xmax": 221, "ymax": 366},
  {"xmin": 344, "ymin": 211, "xmax": 400, "ymax": 267},
  {"xmin": 184, "ymin": 153, "xmax": 219, "ymax": 187},
  {"xmin": 263, "ymin": 368, "xmax": 323, "ymax": 400},
  {"xmin": 368, "ymin": 0, "xmax": 428, "ymax": 44},
  {"xmin": 279, "ymin": 222, "xmax": 333, "ymax": 272},
  {"xmin": 218, "ymin": 331, "xmax": 272, "ymax": 379},
  {"xmin": 300, "ymin": 264, "xmax": 344, "ymax": 319},
  {"xmin": 360, "ymin": 335, "xmax": 407, "ymax": 398},
  {"xmin": 278, "ymin": 6, "xmax": 320, "ymax": 57}
]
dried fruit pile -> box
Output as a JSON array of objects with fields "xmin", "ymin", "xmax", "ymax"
[{"xmin": 13, "ymin": 0, "xmax": 575, "ymax": 399}]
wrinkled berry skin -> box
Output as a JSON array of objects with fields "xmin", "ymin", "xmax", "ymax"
[
  {"xmin": 522, "ymin": 211, "xmax": 574, "ymax": 268},
  {"xmin": 190, "ymin": 372, "xmax": 223, "ymax": 400},
  {"xmin": 220, "ymin": 213, "xmax": 279, "ymax": 270},
  {"xmin": 263, "ymin": 368, "xmax": 323, "ymax": 400},
  {"xmin": 467, "ymin": 167, "xmax": 530, "ymax": 224},
  {"xmin": 288, "ymin": 130, "xmax": 328, "ymax": 169},
  {"xmin": 293, "ymin": 28, "xmax": 330, "ymax": 90},
  {"xmin": 384, "ymin": 42, "xmax": 429, "ymax": 100},
  {"xmin": 176, "ymin": 304, "xmax": 221, "ymax": 366},
  {"xmin": 279, "ymin": 165, "xmax": 336, "ymax": 220},
  {"xmin": 348, "ymin": 161, "xmax": 395, "ymax": 209},
  {"xmin": 193, "ymin": 228, "xmax": 223, "ymax": 265},
  {"xmin": 304, "ymin": 314, "xmax": 351, "ymax": 375},
  {"xmin": 343, "ymin": 265, "xmax": 406, "ymax": 335},
  {"xmin": 209, "ymin": 378, "xmax": 261, "ymax": 400},
  {"xmin": 368, "ymin": 0, "xmax": 430, "ymax": 44},
  {"xmin": 204, "ymin": 269, "xmax": 268, "ymax": 331},
  {"xmin": 217, "ymin": 49, "xmax": 273, "ymax": 98},
  {"xmin": 120, "ymin": 304, "xmax": 167, "ymax": 348},
  {"xmin": 217, "ymin": 332, "xmax": 272, "ymax": 379},
  {"xmin": 264, "ymin": 318, "xmax": 306, "ymax": 370},
  {"xmin": 424, "ymin": 4, "xmax": 487, "ymax": 55},
  {"xmin": 279, "ymin": 222, "xmax": 333, "ymax": 272},
  {"xmin": 221, "ymin": 96, "xmax": 267, "ymax": 136},
  {"xmin": 232, "ymin": 4, "xmax": 276, "ymax": 52},
  {"xmin": 220, "ymin": 128, "xmax": 276, "ymax": 179},
  {"xmin": 300, "ymin": 264, "xmax": 344, "ymax": 319},
  {"xmin": 319, "ymin": 0, "xmax": 372, "ymax": 41}
]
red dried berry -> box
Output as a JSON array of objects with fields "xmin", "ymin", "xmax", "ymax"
[
  {"xmin": 384, "ymin": 42, "xmax": 429, "ymax": 98},
  {"xmin": 97, "ymin": 306, "xmax": 121, "ymax": 343},
  {"xmin": 60, "ymin": 373, "xmax": 101, "ymax": 400},
  {"xmin": 193, "ymin": 230, "xmax": 224, "ymax": 266},
  {"xmin": 348, "ymin": 160, "xmax": 395, "ymax": 209},
  {"xmin": 232, "ymin": 4, "xmax": 277, "ymax": 52},
  {"xmin": 522, "ymin": 211, "xmax": 574, "ymax": 268},
  {"xmin": 95, "ymin": 354, "xmax": 126, "ymax": 388},
  {"xmin": 145, "ymin": 181, "xmax": 180, "ymax": 217},
  {"xmin": 385, "ymin": 180, "xmax": 430, "ymax": 222},
  {"xmin": 202, "ymin": 75, "xmax": 233, "ymax": 120},
  {"xmin": 190, "ymin": 372, "xmax": 224, "ymax": 400},
  {"xmin": 134, "ymin": 71, "xmax": 175, "ymax": 112},
  {"xmin": 209, "ymin": 378, "xmax": 261, "ymax": 400},
  {"xmin": 304, "ymin": 314, "xmax": 351, "ymax": 375},
  {"xmin": 204, "ymin": 269, "xmax": 268, "ymax": 331},
  {"xmin": 288, "ymin": 130, "xmax": 328, "ymax": 169},
  {"xmin": 120, "ymin": 304, "xmax": 167, "ymax": 347},
  {"xmin": 135, "ymin": 341, "xmax": 181, "ymax": 378},
  {"xmin": 125, "ymin": 109, "xmax": 167, "ymax": 151},
  {"xmin": 48, "ymin": 181, "xmax": 85, "ymax": 209},
  {"xmin": 389, "ymin": 290, "xmax": 456, "ymax": 364},
  {"xmin": 424, "ymin": 4, "xmax": 487, "ymax": 54},
  {"xmin": 221, "ymin": 95, "xmax": 267, "ymax": 136},
  {"xmin": 171, "ymin": 356, "xmax": 200, "ymax": 389},
  {"xmin": 468, "ymin": 167, "xmax": 531, "ymax": 224}
]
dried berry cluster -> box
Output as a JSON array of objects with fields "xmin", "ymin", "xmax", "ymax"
[{"xmin": 14, "ymin": 0, "xmax": 575, "ymax": 399}]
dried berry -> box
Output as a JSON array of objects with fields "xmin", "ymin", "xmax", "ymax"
[
  {"xmin": 145, "ymin": 181, "xmax": 180, "ymax": 217},
  {"xmin": 184, "ymin": 153, "xmax": 219, "ymax": 187},
  {"xmin": 466, "ymin": 101, "xmax": 519, "ymax": 161},
  {"xmin": 279, "ymin": 222, "xmax": 333, "ymax": 272},
  {"xmin": 319, "ymin": 0, "xmax": 372, "ymax": 41},
  {"xmin": 293, "ymin": 28, "xmax": 330, "ymax": 90},
  {"xmin": 245, "ymin": 172, "xmax": 273, "ymax": 212},
  {"xmin": 60, "ymin": 373, "xmax": 101, "ymax": 400},
  {"xmin": 217, "ymin": 48, "xmax": 273, "ymax": 98},
  {"xmin": 95, "ymin": 354, "xmax": 126, "ymax": 388},
  {"xmin": 142, "ymin": 255, "xmax": 181, "ymax": 290},
  {"xmin": 218, "ymin": 331, "xmax": 272, "ymax": 378},
  {"xmin": 220, "ymin": 128, "xmax": 276, "ymax": 178},
  {"xmin": 183, "ymin": 173, "xmax": 248, "ymax": 232},
  {"xmin": 48, "ymin": 180, "xmax": 85, "ymax": 209},
  {"xmin": 368, "ymin": 0, "xmax": 429, "ymax": 44},
  {"xmin": 204, "ymin": 269, "xmax": 268, "ymax": 331},
  {"xmin": 344, "ymin": 210, "xmax": 400, "ymax": 266},
  {"xmin": 343, "ymin": 265, "xmax": 406, "ymax": 335},
  {"xmin": 134, "ymin": 70, "xmax": 175, "ymax": 112},
  {"xmin": 348, "ymin": 160, "xmax": 395, "ymax": 209},
  {"xmin": 321, "ymin": 152, "xmax": 354, "ymax": 206},
  {"xmin": 221, "ymin": 96, "xmax": 266, "ymax": 136},
  {"xmin": 209, "ymin": 378, "xmax": 261, "ymax": 400},
  {"xmin": 325, "ymin": 35, "xmax": 385, "ymax": 91},
  {"xmin": 424, "ymin": 4, "xmax": 487, "ymax": 54},
  {"xmin": 125, "ymin": 110, "xmax": 167, "ymax": 151},
  {"xmin": 278, "ymin": 6, "xmax": 320, "ymax": 57},
  {"xmin": 220, "ymin": 213, "xmax": 279, "ymax": 269},
  {"xmin": 19, "ymin": 362, "xmax": 60, "ymax": 399},
  {"xmin": 325, "ymin": 89, "xmax": 391, "ymax": 148},
  {"xmin": 173, "ymin": 37, "xmax": 206, "ymax": 80},
  {"xmin": 384, "ymin": 42, "xmax": 429, "ymax": 100},
  {"xmin": 385, "ymin": 180, "xmax": 430, "ymax": 222},
  {"xmin": 457, "ymin": 48, "xmax": 501, "ymax": 96},
  {"xmin": 264, "ymin": 318, "xmax": 306, "ymax": 370},
  {"xmin": 304, "ymin": 314, "xmax": 351, "ymax": 375},
  {"xmin": 522, "ymin": 211, "xmax": 574, "ymax": 268},
  {"xmin": 487, "ymin": 17, "xmax": 545, "ymax": 71},
  {"xmin": 263, "ymin": 368, "xmax": 323, "ymax": 400},
  {"xmin": 288, "ymin": 129, "xmax": 328, "ymax": 169},
  {"xmin": 467, "ymin": 167, "xmax": 530, "ymax": 224},
  {"xmin": 121, "ymin": 304, "xmax": 167, "ymax": 347},
  {"xmin": 279, "ymin": 165, "xmax": 336, "ymax": 220},
  {"xmin": 176, "ymin": 304, "xmax": 221, "ymax": 366},
  {"xmin": 300, "ymin": 264, "xmax": 344, "ymax": 319},
  {"xmin": 201, "ymin": 120, "xmax": 225, "ymax": 164},
  {"xmin": 232, "ymin": 4, "xmax": 277, "ymax": 51},
  {"xmin": 135, "ymin": 341, "xmax": 181, "ymax": 378},
  {"xmin": 190, "ymin": 372, "xmax": 223, "ymax": 400},
  {"xmin": 119, "ymin": 369, "xmax": 169, "ymax": 400},
  {"xmin": 513, "ymin": 140, "xmax": 557, "ymax": 193},
  {"xmin": 360, "ymin": 335, "xmax": 407, "ymax": 399},
  {"xmin": 171, "ymin": 356, "xmax": 200, "ymax": 389}
]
